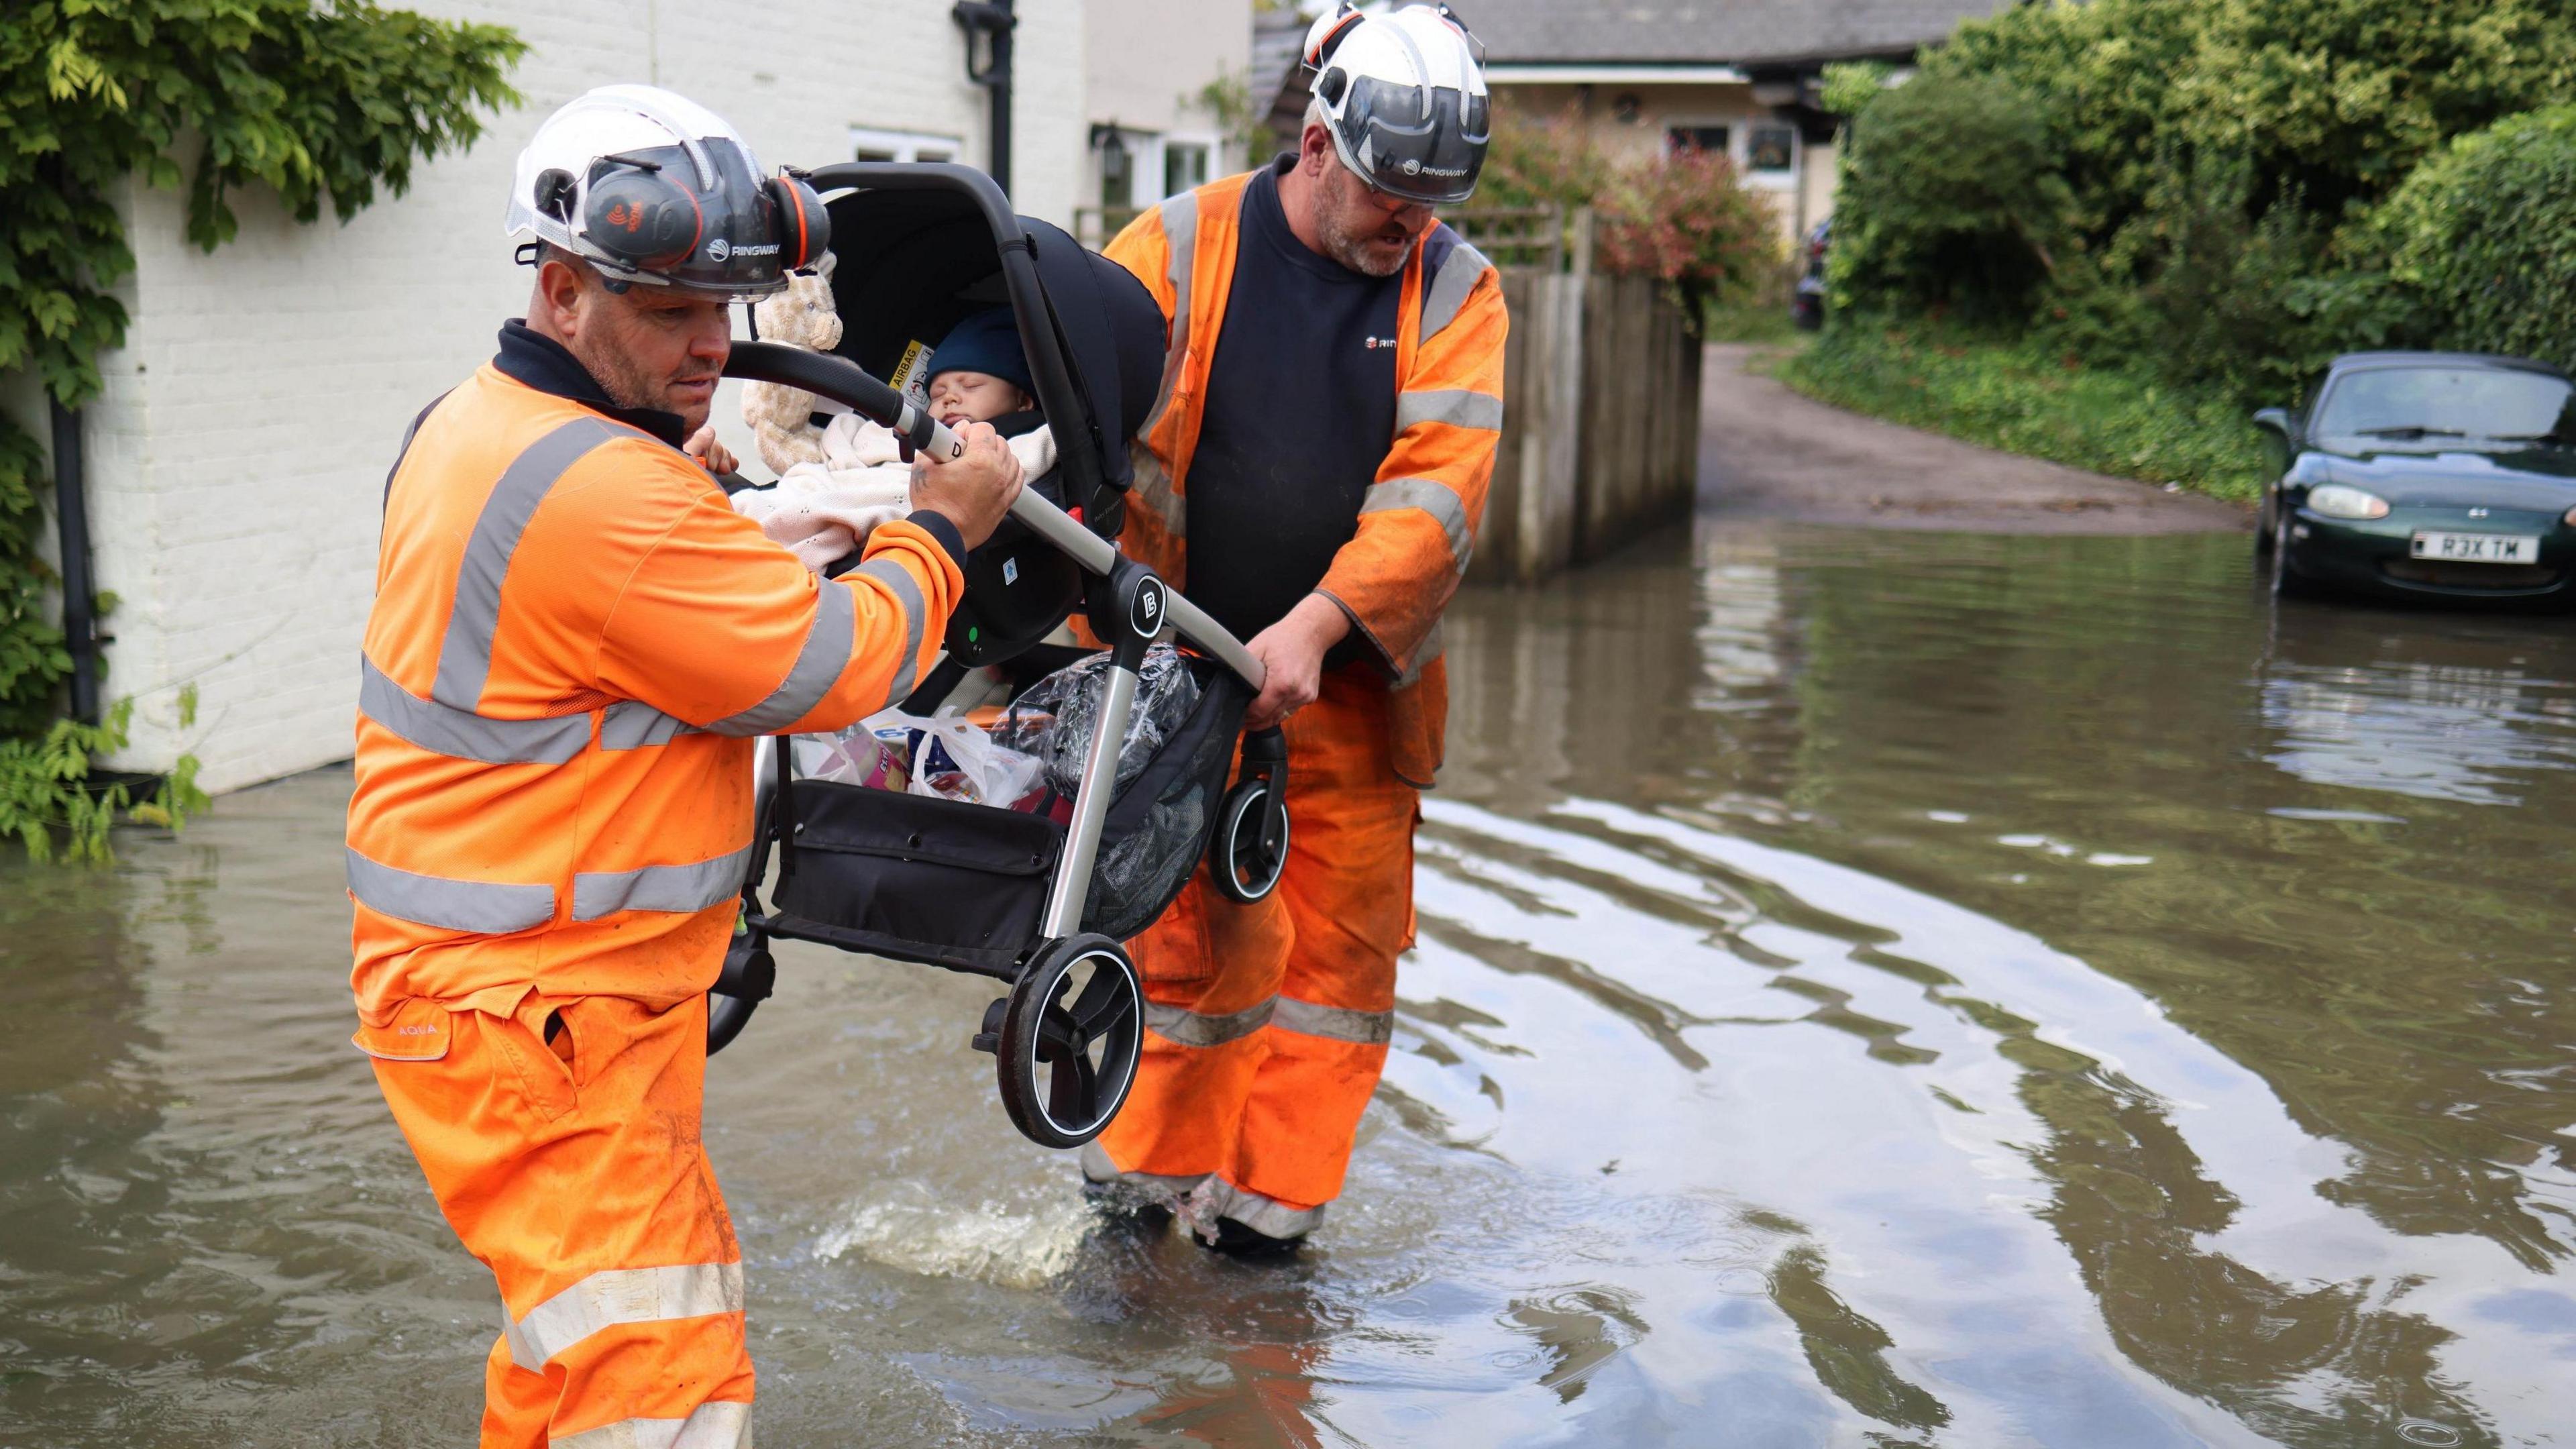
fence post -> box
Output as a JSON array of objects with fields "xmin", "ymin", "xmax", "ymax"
[{"xmin": 1528, "ymin": 268, "xmax": 1585, "ymax": 580}]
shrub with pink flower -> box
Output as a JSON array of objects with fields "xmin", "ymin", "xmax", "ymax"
[{"xmin": 1481, "ymin": 105, "xmax": 1782, "ymax": 329}]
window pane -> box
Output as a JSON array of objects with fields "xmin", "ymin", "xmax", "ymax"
[
  {"xmin": 1165, "ymin": 143, "xmax": 1209, "ymax": 198},
  {"xmin": 1749, "ymin": 125, "xmax": 1796, "ymax": 172},
  {"xmin": 1667, "ymin": 125, "xmax": 1729, "ymax": 155},
  {"xmin": 855, "ymin": 148, "xmax": 896, "ymax": 162},
  {"xmin": 2316, "ymin": 368, "xmax": 2576, "ymax": 440}
]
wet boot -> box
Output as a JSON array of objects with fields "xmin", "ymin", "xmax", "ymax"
[
  {"xmin": 1197, "ymin": 1215, "xmax": 1307, "ymax": 1258},
  {"xmin": 1081, "ymin": 1179, "xmax": 1176, "ymax": 1236}
]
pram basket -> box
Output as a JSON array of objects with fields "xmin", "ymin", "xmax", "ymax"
[{"xmin": 708, "ymin": 164, "xmax": 1293, "ymax": 1150}]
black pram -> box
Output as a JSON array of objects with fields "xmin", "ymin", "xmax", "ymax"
[{"xmin": 708, "ymin": 164, "xmax": 1291, "ymax": 1150}]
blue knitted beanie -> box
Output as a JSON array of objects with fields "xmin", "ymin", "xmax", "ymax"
[{"xmin": 927, "ymin": 308, "xmax": 1036, "ymax": 399}]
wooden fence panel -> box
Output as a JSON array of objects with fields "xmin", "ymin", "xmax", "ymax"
[{"xmin": 1469, "ymin": 262, "xmax": 1700, "ymax": 584}]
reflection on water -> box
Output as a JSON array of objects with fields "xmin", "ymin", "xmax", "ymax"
[
  {"xmin": 4, "ymin": 523, "xmax": 2573, "ymax": 1446},
  {"xmin": 2263, "ymin": 654, "xmax": 2576, "ymax": 806}
]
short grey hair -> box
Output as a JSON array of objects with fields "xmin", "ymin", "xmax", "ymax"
[{"xmin": 1304, "ymin": 96, "xmax": 1330, "ymax": 135}]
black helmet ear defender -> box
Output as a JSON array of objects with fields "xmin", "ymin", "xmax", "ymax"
[
  {"xmin": 539, "ymin": 156, "xmax": 830, "ymax": 279},
  {"xmin": 765, "ymin": 168, "xmax": 831, "ymax": 271},
  {"xmin": 576, "ymin": 161, "xmax": 706, "ymax": 271}
]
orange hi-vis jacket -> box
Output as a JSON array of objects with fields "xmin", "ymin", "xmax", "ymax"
[
  {"xmin": 1106, "ymin": 172, "xmax": 1507, "ymax": 786},
  {"xmin": 347, "ymin": 361, "xmax": 962, "ymax": 1024}
]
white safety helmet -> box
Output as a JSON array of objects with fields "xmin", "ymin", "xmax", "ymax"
[
  {"xmin": 503, "ymin": 84, "xmax": 830, "ymax": 299},
  {"xmin": 1301, "ymin": 3, "xmax": 1491, "ymax": 205}
]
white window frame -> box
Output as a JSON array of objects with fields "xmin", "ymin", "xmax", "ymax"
[
  {"xmin": 1157, "ymin": 130, "xmax": 1220, "ymax": 201},
  {"xmin": 1660, "ymin": 117, "xmax": 1737, "ymax": 162},
  {"xmin": 1092, "ymin": 127, "xmax": 1163, "ymax": 211},
  {"xmin": 1742, "ymin": 119, "xmax": 1801, "ymax": 190},
  {"xmin": 1664, "ymin": 113, "xmax": 1800, "ymax": 192},
  {"xmin": 850, "ymin": 125, "xmax": 965, "ymax": 164}
]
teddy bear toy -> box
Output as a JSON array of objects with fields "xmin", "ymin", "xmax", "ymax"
[{"xmin": 740, "ymin": 252, "xmax": 843, "ymax": 474}]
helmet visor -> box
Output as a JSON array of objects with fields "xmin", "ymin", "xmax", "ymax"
[
  {"xmin": 1342, "ymin": 76, "xmax": 1489, "ymax": 204},
  {"xmin": 581, "ymin": 138, "xmax": 790, "ymax": 299}
]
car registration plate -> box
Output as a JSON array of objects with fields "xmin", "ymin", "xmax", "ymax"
[{"xmin": 2410, "ymin": 531, "xmax": 2540, "ymax": 564}]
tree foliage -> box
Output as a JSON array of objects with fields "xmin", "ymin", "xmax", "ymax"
[
  {"xmin": 1827, "ymin": 0, "xmax": 2576, "ymax": 403},
  {"xmin": 0, "ymin": 0, "xmax": 521, "ymax": 859},
  {"xmin": 1832, "ymin": 72, "xmax": 2068, "ymax": 319},
  {"xmin": 1185, "ymin": 68, "xmax": 1274, "ymax": 165}
]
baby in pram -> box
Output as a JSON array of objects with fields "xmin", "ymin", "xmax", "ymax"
[{"xmin": 733, "ymin": 307, "xmax": 1057, "ymax": 571}]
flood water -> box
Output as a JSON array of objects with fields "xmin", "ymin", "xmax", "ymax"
[{"xmin": 6, "ymin": 521, "xmax": 2575, "ymax": 1447}]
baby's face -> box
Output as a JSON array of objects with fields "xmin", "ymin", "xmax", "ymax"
[{"xmin": 927, "ymin": 370, "xmax": 1031, "ymax": 427}]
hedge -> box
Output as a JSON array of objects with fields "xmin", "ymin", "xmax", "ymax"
[{"xmin": 2374, "ymin": 106, "xmax": 2576, "ymax": 370}]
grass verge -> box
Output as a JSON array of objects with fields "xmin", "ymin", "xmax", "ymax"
[
  {"xmin": 1780, "ymin": 317, "xmax": 2268, "ymax": 502},
  {"xmin": 1702, "ymin": 299, "xmax": 1806, "ymax": 345}
]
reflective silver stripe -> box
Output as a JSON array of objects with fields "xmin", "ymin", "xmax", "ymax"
[
  {"xmin": 1271, "ymin": 996, "xmax": 1395, "ymax": 1046},
  {"xmin": 706, "ymin": 574, "xmax": 857, "ymax": 735},
  {"xmin": 1128, "ymin": 444, "xmax": 1187, "ymax": 539},
  {"xmin": 1419, "ymin": 235, "xmax": 1491, "ymax": 344},
  {"xmin": 550, "ymin": 1402, "xmax": 751, "ymax": 1449},
  {"xmin": 1079, "ymin": 1139, "xmax": 1210, "ymax": 1197},
  {"xmin": 1199, "ymin": 1178, "xmax": 1325, "ymax": 1242},
  {"xmin": 853, "ymin": 557, "xmax": 926, "ymax": 707},
  {"xmin": 600, "ymin": 699, "xmax": 700, "ymax": 751},
  {"xmin": 1396, "ymin": 388, "xmax": 1503, "ymax": 433},
  {"xmin": 433, "ymin": 417, "xmax": 631, "ymax": 711},
  {"xmin": 1145, "ymin": 996, "xmax": 1275, "ymax": 1048},
  {"xmin": 560, "ymin": 1404, "xmax": 753, "ymax": 1449},
  {"xmin": 1143, "ymin": 191, "xmax": 1199, "ymax": 433},
  {"xmin": 503, "ymin": 1261, "xmax": 745, "ymax": 1371},
  {"xmin": 345, "ymin": 847, "xmax": 555, "ymax": 934},
  {"xmin": 1360, "ymin": 477, "xmax": 1473, "ymax": 572},
  {"xmin": 1126, "ymin": 192, "xmax": 1200, "ymax": 541},
  {"xmin": 572, "ymin": 845, "xmax": 753, "ymax": 920},
  {"xmin": 1395, "ymin": 619, "xmax": 1444, "ymax": 689},
  {"xmin": 358, "ymin": 656, "xmax": 592, "ymax": 765}
]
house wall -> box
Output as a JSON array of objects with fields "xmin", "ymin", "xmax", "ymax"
[
  {"xmin": 1079, "ymin": 0, "xmax": 1252, "ymax": 244},
  {"xmin": 75, "ymin": 0, "xmax": 1087, "ymax": 793},
  {"xmin": 1493, "ymin": 80, "xmax": 1827, "ymax": 246}
]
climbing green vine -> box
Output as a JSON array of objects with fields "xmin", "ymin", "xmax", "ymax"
[{"xmin": 1, "ymin": 1, "xmax": 522, "ymax": 859}]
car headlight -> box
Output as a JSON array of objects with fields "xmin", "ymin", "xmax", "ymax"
[{"xmin": 2307, "ymin": 484, "xmax": 2390, "ymax": 520}]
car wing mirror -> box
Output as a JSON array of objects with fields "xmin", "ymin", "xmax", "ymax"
[{"xmin": 2251, "ymin": 407, "xmax": 2297, "ymax": 445}]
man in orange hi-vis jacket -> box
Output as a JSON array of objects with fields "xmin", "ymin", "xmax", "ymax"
[
  {"xmin": 347, "ymin": 87, "xmax": 1021, "ymax": 1447},
  {"xmin": 1084, "ymin": 4, "xmax": 1507, "ymax": 1254}
]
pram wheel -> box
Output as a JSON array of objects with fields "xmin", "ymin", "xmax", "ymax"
[
  {"xmin": 975, "ymin": 933, "xmax": 1142, "ymax": 1148},
  {"xmin": 1209, "ymin": 727, "xmax": 1290, "ymax": 904}
]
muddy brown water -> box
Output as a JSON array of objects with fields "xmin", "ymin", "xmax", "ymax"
[{"xmin": 5, "ymin": 523, "xmax": 2573, "ymax": 1447}]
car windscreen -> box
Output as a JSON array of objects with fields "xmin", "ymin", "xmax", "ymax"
[{"xmin": 2313, "ymin": 366, "xmax": 2576, "ymax": 443}]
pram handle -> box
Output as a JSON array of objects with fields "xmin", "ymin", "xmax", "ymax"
[
  {"xmin": 727, "ymin": 339, "xmax": 963, "ymax": 463},
  {"xmin": 722, "ymin": 341, "xmax": 1265, "ymax": 690}
]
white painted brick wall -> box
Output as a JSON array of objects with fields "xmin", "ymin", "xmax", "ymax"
[
  {"xmin": 85, "ymin": 0, "xmax": 1089, "ymax": 792},
  {"xmin": 1088, "ymin": 0, "xmax": 1251, "ymax": 138}
]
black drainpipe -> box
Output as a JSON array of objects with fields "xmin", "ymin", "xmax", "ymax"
[
  {"xmin": 48, "ymin": 398, "xmax": 101, "ymax": 726},
  {"xmin": 954, "ymin": 0, "xmax": 1016, "ymax": 197}
]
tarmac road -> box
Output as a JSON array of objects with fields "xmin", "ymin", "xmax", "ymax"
[{"xmin": 1697, "ymin": 341, "xmax": 2251, "ymax": 533}]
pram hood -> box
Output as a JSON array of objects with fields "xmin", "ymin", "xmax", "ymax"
[{"xmin": 821, "ymin": 187, "xmax": 1165, "ymax": 497}]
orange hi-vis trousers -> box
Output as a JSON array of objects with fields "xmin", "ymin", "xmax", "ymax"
[
  {"xmin": 1085, "ymin": 668, "xmax": 1419, "ymax": 1238},
  {"xmin": 364, "ymin": 992, "xmax": 751, "ymax": 1448}
]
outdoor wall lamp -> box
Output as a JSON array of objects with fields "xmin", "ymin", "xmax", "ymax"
[{"xmin": 1091, "ymin": 123, "xmax": 1132, "ymax": 186}]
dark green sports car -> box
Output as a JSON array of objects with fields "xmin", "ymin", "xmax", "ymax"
[{"xmin": 2255, "ymin": 352, "xmax": 2576, "ymax": 606}]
